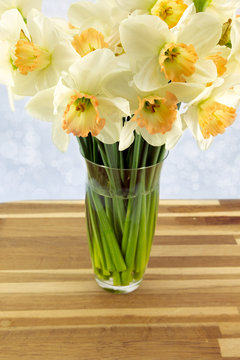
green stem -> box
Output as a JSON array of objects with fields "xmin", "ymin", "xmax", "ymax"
[{"xmin": 90, "ymin": 188, "xmax": 127, "ymax": 272}]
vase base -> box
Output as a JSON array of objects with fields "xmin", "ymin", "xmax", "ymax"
[{"xmin": 95, "ymin": 277, "xmax": 142, "ymax": 294}]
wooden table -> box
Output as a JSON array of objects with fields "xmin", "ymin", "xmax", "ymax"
[{"xmin": 0, "ymin": 200, "xmax": 240, "ymax": 360}]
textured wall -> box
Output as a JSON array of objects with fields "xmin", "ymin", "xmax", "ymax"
[{"xmin": 0, "ymin": 1, "xmax": 239, "ymax": 202}]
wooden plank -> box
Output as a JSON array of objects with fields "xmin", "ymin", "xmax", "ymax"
[
  {"xmin": 218, "ymin": 338, "xmax": 240, "ymax": 358},
  {"xmin": 0, "ymin": 327, "xmax": 223, "ymax": 360},
  {"xmin": 0, "ymin": 200, "xmax": 240, "ymax": 359}
]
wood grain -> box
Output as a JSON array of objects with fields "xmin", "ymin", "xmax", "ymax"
[{"xmin": 0, "ymin": 200, "xmax": 240, "ymax": 359}]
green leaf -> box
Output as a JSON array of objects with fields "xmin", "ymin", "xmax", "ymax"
[{"xmin": 193, "ymin": 0, "xmax": 212, "ymax": 12}]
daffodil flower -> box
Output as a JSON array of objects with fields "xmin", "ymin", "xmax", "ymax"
[
  {"xmin": 119, "ymin": 13, "xmax": 222, "ymax": 98},
  {"xmin": 116, "ymin": 0, "xmax": 193, "ymax": 29},
  {"xmin": 0, "ymin": 9, "xmax": 79, "ymax": 96},
  {"xmin": 26, "ymin": 49, "xmax": 130, "ymax": 151},
  {"xmin": 119, "ymin": 100, "xmax": 183, "ymax": 151},
  {"xmin": 68, "ymin": 0, "xmax": 128, "ymax": 57},
  {"xmin": 0, "ymin": 0, "xmax": 42, "ymax": 20},
  {"xmin": 102, "ymin": 66, "xmax": 183, "ymax": 150},
  {"xmin": 183, "ymin": 76, "xmax": 240, "ymax": 150}
]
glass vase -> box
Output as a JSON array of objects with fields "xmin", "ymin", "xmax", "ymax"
[{"xmin": 84, "ymin": 157, "xmax": 165, "ymax": 294}]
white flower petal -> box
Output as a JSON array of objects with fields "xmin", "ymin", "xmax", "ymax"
[
  {"xmin": 177, "ymin": 12, "xmax": 222, "ymax": 56},
  {"xmin": 139, "ymin": 127, "xmax": 166, "ymax": 147},
  {"xmin": 116, "ymin": 0, "xmax": 155, "ymax": 12},
  {"xmin": 52, "ymin": 42, "xmax": 79, "ymax": 72},
  {"xmin": 0, "ymin": 42, "xmax": 14, "ymax": 86},
  {"xmin": 184, "ymin": 105, "xmax": 213, "ymax": 150},
  {"xmin": 216, "ymin": 89, "xmax": 240, "ymax": 109},
  {"xmin": 12, "ymin": 71, "xmax": 39, "ymax": 96},
  {"xmin": 69, "ymin": 49, "xmax": 117, "ymax": 94},
  {"xmin": 188, "ymin": 59, "xmax": 218, "ymax": 85},
  {"xmin": 0, "ymin": 9, "xmax": 29, "ymax": 42},
  {"xmin": 162, "ymin": 82, "xmax": 205, "ymax": 103},
  {"xmin": 98, "ymin": 96, "xmax": 130, "ymax": 119},
  {"xmin": 52, "ymin": 118, "xmax": 70, "ymax": 152},
  {"xmin": 25, "ymin": 87, "xmax": 56, "ymax": 122},
  {"xmin": 68, "ymin": 0, "xmax": 111, "ymax": 33},
  {"xmin": 119, "ymin": 120, "xmax": 137, "ymax": 151},
  {"xmin": 21, "ymin": 0, "xmax": 42, "ymax": 16},
  {"xmin": 27, "ymin": 9, "xmax": 59, "ymax": 51},
  {"xmin": 102, "ymin": 70, "xmax": 139, "ymax": 111},
  {"xmin": 120, "ymin": 15, "xmax": 170, "ymax": 71},
  {"xmin": 165, "ymin": 112, "xmax": 183, "ymax": 150},
  {"xmin": 96, "ymin": 119, "xmax": 122, "ymax": 144},
  {"xmin": 134, "ymin": 56, "xmax": 168, "ymax": 92},
  {"xmin": 53, "ymin": 78, "xmax": 74, "ymax": 114}
]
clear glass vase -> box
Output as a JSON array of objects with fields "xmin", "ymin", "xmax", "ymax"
[{"xmin": 85, "ymin": 157, "xmax": 165, "ymax": 294}]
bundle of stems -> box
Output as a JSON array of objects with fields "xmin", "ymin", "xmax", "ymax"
[{"xmin": 78, "ymin": 131, "xmax": 166, "ymax": 287}]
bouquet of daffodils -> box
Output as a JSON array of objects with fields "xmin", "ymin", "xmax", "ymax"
[{"xmin": 1, "ymin": 0, "xmax": 240, "ymax": 290}]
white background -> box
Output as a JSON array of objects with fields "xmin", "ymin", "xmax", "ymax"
[{"xmin": 0, "ymin": 0, "xmax": 239, "ymax": 202}]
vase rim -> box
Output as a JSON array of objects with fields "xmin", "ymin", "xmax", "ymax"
[{"xmin": 83, "ymin": 150, "xmax": 169, "ymax": 171}]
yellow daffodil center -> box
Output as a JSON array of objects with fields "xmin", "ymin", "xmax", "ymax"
[
  {"xmin": 14, "ymin": 40, "xmax": 51, "ymax": 75},
  {"xmin": 72, "ymin": 28, "xmax": 108, "ymax": 57},
  {"xmin": 132, "ymin": 92, "xmax": 178, "ymax": 135},
  {"xmin": 62, "ymin": 93, "xmax": 105, "ymax": 137},
  {"xmin": 159, "ymin": 43, "xmax": 198, "ymax": 82},
  {"xmin": 207, "ymin": 53, "xmax": 227, "ymax": 77},
  {"xmin": 151, "ymin": 0, "xmax": 188, "ymax": 29},
  {"xmin": 198, "ymin": 100, "xmax": 236, "ymax": 139}
]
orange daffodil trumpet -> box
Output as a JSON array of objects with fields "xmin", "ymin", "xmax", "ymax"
[{"xmin": 26, "ymin": 49, "xmax": 130, "ymax": 151}]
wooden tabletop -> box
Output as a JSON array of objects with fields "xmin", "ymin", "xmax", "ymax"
[{"xmin": 0, "ymin": 200, "xmax": 240, "ymax": 360}]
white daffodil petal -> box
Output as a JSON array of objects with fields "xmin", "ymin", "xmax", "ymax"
[
  {"xmin": 116, "ymin": 0, "xmax": 155, "ymax": 12},
  {"xmin": 52, "ymin": 42, "xmax": 79, "ymax": 72},
  {"xmin": 134, "ymin": 56, "xmax": 168, "ymax": 92},
  {"xmin": 165, "ymin": 112, "xmax": 183, "ymax": 150},
  {"xmin": 98, "ymin": 96, "xmax": 130, "ymax": 119},
  {"xmin": 25, "ymin": 87, "xmax": 56, "ymax": 122},
  {"xmin": 53, "ymin": 78, "xmax": 74, "ymax": 114},
  {"xmin": 139, "ymin": 127, "xmax": 166, "ymax": 147},
  {"xmin": 119, "ymin": 120, "xmax": 138, "ymax": 151},
  {"xmin": 174, "ymin": 3, "xmax": 195, "ymax": 30},
  {"xmin": 162, "ymin": 82, "xmax": 205, "ymax": 103},
  {"xmin": 27, "ymin": 9, "xmax": 59, "ymax": 51},
  {"xmin": 0, "ymin": 9, "xmax": 29, "ymax": 42},
  {"xmin": 120, "ymin": 15, "xmax": 170, "ymax": 70},
  {"xmin": 216, "ymin": 89, "xmax": 240, "ymax": 109},
  {"xmin": 52, "ymin": 117, "xmax": 70, "ymax": 152},
  {"xmin": 96, "ymin": 119, "xmax": 122, "ymax": 144},
  {"xmin": 21, "ymin": 0, "xmax": 42, "ymax": 16},
  {"xmin": 188, "ymin": 59, "xmax": 218, "ymax": 84},
  {"xmin": 211, "ymin": 75, "xmax": 240, "ymax": 99},
  {"xmin": 12, "ymin": 71, "xmax": 39, "ymax": 96},
  {"xmin": 0, "ymin": 0, "xmax": 42, "ymax": 18},
  {"xmin": 68, "ymin": 0, "xmax": 111, "ymax": 32},
  {"xmin": 102, "ymin": 70, "xmax": 139, "ymax": 111},
  {"xmin": 184, "ymin": 105, "xmax": 213, "ymax": 150},
  {"xmin": 0, "ymin": 42, "xmax": 14, "ymax": 86},
  {"xmin": 69, "ymin": 49, "xmax": 116, "ymax": 94},
  {"xmin": 178, "ymin": 13, "xmax": 222, "ymax": 56}
]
